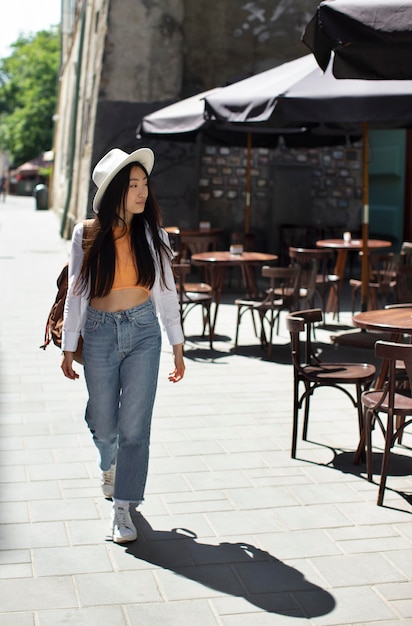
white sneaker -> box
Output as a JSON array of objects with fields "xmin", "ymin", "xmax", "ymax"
[
  {"xmin": 101, "ymin": 464, "xmax": 116, "ymax": 498},
  {"xmin": 111, "ymin": 504, "xmax": 137, "ymax": 544}
]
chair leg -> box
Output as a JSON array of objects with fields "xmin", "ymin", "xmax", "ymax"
[
  {"xmin": 234, "ymin": 305, "xmax": 242, "ymax": 351},
  {"xmin": 366, "ymin": 409, "xmax": 374, "ymax": 483},
  {"xmin": 302, "ymin": 382, "xmax": 311, "ymax": 440},
  {"xmin": 377, "ymin": 412, "xmax": 394, "ymax": 506},
  {"xmin": 355, "ymin": 384, "xmax": 364, "ymax": 440},
  {"xmin": 395, "ymin": 414, "xmax": 405, "ymax": 444},
  {"xmin": 291, "ymin": 378, "xmax": 300, "ymax": 458},
  {"xmin": 204, "ymin": 303, "xmax": 213, "ymax": 349},
  {"xmin": 333, "ymin": 284, "xmax": 340, "ymax": 321},
  {"xmin": 250, "ymin": 309, "xmax": 258, "ymax": 337},
  {"xmin": 354, "ymin": 425, "xmax": 366, "ymax": 465}
]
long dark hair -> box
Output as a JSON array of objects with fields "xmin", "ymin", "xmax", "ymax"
[{"xmin": 80, "ymin": 162, "xmax": 171, "ymax": 297}]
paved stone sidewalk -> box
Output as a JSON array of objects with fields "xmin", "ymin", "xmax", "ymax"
[{"xmin": 0, "ymin": 195, "xmax": 411, "ymax": 625}]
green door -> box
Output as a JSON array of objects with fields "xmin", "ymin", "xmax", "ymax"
[{"xmin": 368, "ymin": 129, "xmax": 406, "ymax": 251}]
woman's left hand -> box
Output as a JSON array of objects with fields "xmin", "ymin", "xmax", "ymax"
[{"xmin": 169, "ymin": 343, "xmax": 185, "ymax": 383}]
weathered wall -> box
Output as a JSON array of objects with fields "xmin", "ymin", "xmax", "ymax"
[
  {"xmin": 101, "ymin": 0, "xmax": 184, "ymax": 102},
  {"xmin": 183, "ymin": 0, "xmax": 318, "ymax": 92}
]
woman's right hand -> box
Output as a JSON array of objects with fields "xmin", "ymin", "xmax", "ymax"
[{"xmin": 61, "ymin": 351, "xmax": 80, "ymax": 380}]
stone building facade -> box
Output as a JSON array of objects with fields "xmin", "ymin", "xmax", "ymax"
[{"xmin": 52, "ymin": 0, "xmax": 364, "ymax": 251}]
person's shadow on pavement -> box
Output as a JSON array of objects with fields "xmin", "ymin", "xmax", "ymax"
[{"xmin": 124, "ymin": 513, "xmax": 335, "ymax": 618}]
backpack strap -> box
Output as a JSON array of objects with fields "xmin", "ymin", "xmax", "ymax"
[{"xmin": 40, "ymin": 218, "xmax": 96, "ymax": 351}]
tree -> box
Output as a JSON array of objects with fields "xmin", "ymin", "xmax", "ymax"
[{"xmin": 0, "ymin": 28, "xmax": 60, "ymax": 166}]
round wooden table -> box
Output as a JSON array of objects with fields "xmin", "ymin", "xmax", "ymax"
[
  {"xmin": 316, "ymin": 238, "xmax": 392, "ymax": 312},
  {"xmin": 353, "ymin": 307, "xmax": 412, "ymax": 387},
  {"xmin": 191, "ymin": 251, "xmax": 278, "ymax": 334}
]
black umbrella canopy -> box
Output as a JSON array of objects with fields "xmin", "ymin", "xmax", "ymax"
[
  {"xmin": 204, "ymin": 54, "xmax": 412, "ymax": 310},
  {"xmin": 137, "ymin": 88, "xmax": 284, "ymax": 148},
  {"xmin": 303, "ymin": 0, "xmax": 412, "ymax": 80},
  {"xmin": 137, "ymin": 79, "xmax": 354, "ymax": 236},
  {"xmin": 204, "ymin": 54, "xmax": 412, "ymax": 129}
]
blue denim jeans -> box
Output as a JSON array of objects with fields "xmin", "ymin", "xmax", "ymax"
[{"xmin": 82, "ymin": 299, "xmax": 161, "ymax": 502}]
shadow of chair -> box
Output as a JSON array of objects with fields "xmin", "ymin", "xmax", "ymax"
[
  {"xmin": 286, "ymin": 308, "xmax": 376, "ymax": 459},
  {"xmin": 173, "ymin": 262, "xmax": 213, "ymax": 348},
  {"xmin": 349, "ymin": 252, "xmax": 399, "ymax": 314},
  {"xmin": 234, "ymin": 265, "xmax": 300, "ymax": 358},
  {"xmin": 289, "ymin": 247, "xmax": 341, "ymax": 318},
  {"xmin": 354, "ymin": 340, "xmax": 412, "ymax": 506}
]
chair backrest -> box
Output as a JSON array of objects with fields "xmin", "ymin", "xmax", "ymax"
[
  {"xmin": 172, "ymin": 262, "xmax": 191, "ymax": 312},
  {"xmin": 374, "ymin": 340, "xmax": 412, "ymax": 408},
  {"xmin": 288, "ymin": 248, "xmax": 324, "ymax": 303},
  {"xmin": 289, "ymin": 246, "xmax": 332, "ymax": 267},
  {"xmin": 400, "ymin": 241, "xmax": 412, "ymax": 265},
  {"xmin": 395, "ymin": 264, "xmax": 412, "ymax": 303},
  {"xmin": 286, "ymin": 308, "xmax": 323, "ymax": 366},
  {"xmin": 180, "ymin": 234, "xmax": 220, "ymax": 257},
  {"xmin": 261, "ymin": 265, "xmax": 301, "ymax": 310},
  {"xmin": 369, "ymin": 252, "xmax": 399, "ymax": 285}
]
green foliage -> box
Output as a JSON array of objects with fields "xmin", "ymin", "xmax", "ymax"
[{"xmin": 0, "ymin": 28, "xmax": 60, "ymax": 166}]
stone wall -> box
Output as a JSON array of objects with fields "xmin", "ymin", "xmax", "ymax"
[
  {"xmin": 195, "ymin": 141, "xmax": 363, "ymax": 257},
  {"xmin": 183, "ymin": 0, "xmax": 319, "ymax": 92}
]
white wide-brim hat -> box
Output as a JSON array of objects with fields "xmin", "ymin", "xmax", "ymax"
[{"xmin": 92, "ymin": 147, "xmax": 154, "ymax": 213}]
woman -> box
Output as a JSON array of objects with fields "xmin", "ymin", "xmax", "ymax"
[{"xmin": 61, "ymin": 147, "xmax": 185, "ymax": 543}]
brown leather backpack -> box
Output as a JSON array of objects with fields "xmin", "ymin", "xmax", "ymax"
[{"xmin": 40, "ymin": 220, "xmax": 93, "ymax": 364}]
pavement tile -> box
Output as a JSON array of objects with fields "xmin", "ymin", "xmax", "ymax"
[
  {"xmin": 334, "ymin": 535, "xmax": 412, "ymax": 554},
  {"xmin": 29, "ymin": 498, "xmax": 99, "ymax": 522},
  {"xmin": 154, "ymin": 565, "xmax": 245, "ymax": 600},
  {"xmin": 2, "ymin": 615, "xmax": 35, "ymax": 626},
  {"xmin": 385, "ymin": 548, "xmax": 412, "ymax": 579},
  {"xmin": 204, "ymin": 509, "xmax": 282, "ymax": 536},
  {"xmin": 224, "ymin": 485, "xmax": 301, "ymax": 509},
  {"xmin": 273, "ymin": 503, "xmax": 353, "ymax": 531},
  {"xmin": 37, "ymin": 607, "xmax": 128, "ymax": 626},
  {"xmin": 0, "ymin": 481, "xmax": 62, "ymax": 502},
  {"xmin": 74, "ymin": 571, "xmax": 162, "ymax": 605},
  {"xmin": 27, "ymin": 462, "xmax": 90, "ymax": 481},
  {"xmin": 150, "ymin": 455, "xmax": 209, "ymax": 474},
  {"xmin": 66, "ymin": 518, "xmax": 112, "ymax": 545},
  {"xmin": 257, "ymin": 529, "xmax": 341, "ymax": 560},
  {"xmin": 0, "ymin": 501, "xmax": 29, "ymax": 524},
  {"xmin": 126, "ymin": 600, "xmax": 219, "ymax": 625},
  {"xmin": 0, "ymin": 563, "xmax": 33, "ymax": 578},
  {"xmin": 1, "ymin": 521, "xmax": 69, "ymax": 549},
  {"xmin": 0, "ymin": 465, "xmax": 27, "ymax": 482},
  {"xmin": 307, "ymin": 586, "xmax": 398, "ymax": 625},
  {"xmin": 0, "ymin": 576, "xmax": 77, "ymax": 612},
  {"xmin": 33, "ymin": 545, "xmax": 113, "ymax": 576},
  {"xmin": 202, "ymin": 452, "xmax": 269, "ymax": 471},
  {"xmin": 310, "ymin": 553, "xmax": 407, "ymax": 586}
]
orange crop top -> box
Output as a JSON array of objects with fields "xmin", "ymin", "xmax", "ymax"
[{"xmin": 111, "ymin": 227, "xmax": 150, "ymax": 293}]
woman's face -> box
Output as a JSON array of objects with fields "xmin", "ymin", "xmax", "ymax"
[{"xmin": 122, "ymin": 165, "xmax": 148, "ymax": 222}]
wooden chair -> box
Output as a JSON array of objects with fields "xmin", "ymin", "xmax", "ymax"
[
  {"xmin": 354, "ymin": 340, "xmax": 412, "ymax": 505},
  {"xmin": 349, "ymin": 252, "xmax": 399, "ymax": 313},
  {"xmin": 173, "ymin": 262, "xmax": 213, "ymax": 348},
  {"xmin": 286, "ymin": 309, "xmax": 376, "ymax": 459},
  {"xmin": 179, "ymin": 233, "xmax": 220, "ymax": 258},
  {"xmin": 289, "ymin": 247, "xmax": 341, "ymax": 318},
  {"xmin": 400, "ymin": 241, "xmax": 412, "ymax": 264},
  {"xmin": 395, "ymin": 263, "xmax": 412, "ymax": 303},
  {"xmin": 234, "ymin": 265, "xmax": 300, "ymax": 358}
]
